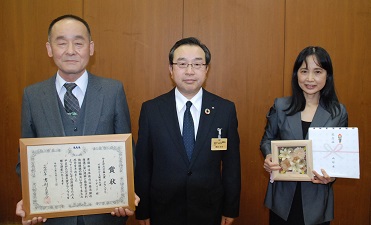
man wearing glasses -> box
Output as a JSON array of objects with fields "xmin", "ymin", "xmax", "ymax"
[{"xmin": 134, "ymin": 37, "xmax": 241, "ymax": 225}]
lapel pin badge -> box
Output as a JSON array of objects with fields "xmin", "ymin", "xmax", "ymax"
[
  {"xmin": 205, "ymin": 108, "xmax": 210, "ymax": 115},
  {"xmin": 205, "ymin": 106, "xmax": 215, "ymax": 115}
]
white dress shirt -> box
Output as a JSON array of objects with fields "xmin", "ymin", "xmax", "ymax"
[
  {"xmin": 175, "ymin": 87, "xmax": 202, "ymax": 139},
  {"xmin": 56, "ymin": 71, "xmax": 88, "ymax": 107}
]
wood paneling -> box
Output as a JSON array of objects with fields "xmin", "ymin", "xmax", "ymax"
[
  {"xmin": 84, "ymin": 0, "xmax": 183, "ymax": 142},
  {"xmin": 0, "ymin": 0, "xmax": 83, "ymax": 222},
  {"xmin": 285, "ymin": 1, "xmax": 371, "ymax": 224},
  {"xmin": 84, "ymin": 2, "xmax": 183, "ymax": 223},
  {"xmin": 183, "ymin": 1, "xmax": 285, "ymax": 224},
  {"xmin": 0, "ymin": 0, "xmax": 370, "ymax": 224}
]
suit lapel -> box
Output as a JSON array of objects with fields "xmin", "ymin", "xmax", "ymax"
[
  {"xmin": 287, "ymin": 104, "xmax": 331, "ymax": 139},
  {"xmin": 190, "ymin": 90, "xmax": 217, "ymax": 165},
  {"xmin": 40, "ymin": 76, "xmax": 65, "ymax": 136},
  {"xmin": 287, "ymin": 112, "xmax": 303, "ymax": 140},
  {"xmin": 159, "ymin": 90, "xmax": 190, "ymax": 165},
  {"xmin": 308, "ymin": 105, "xmax": 331, "ymax": 138},
  {"xmin": 82, "ymin": 74, "xmax": 104, "ymax": 135}
]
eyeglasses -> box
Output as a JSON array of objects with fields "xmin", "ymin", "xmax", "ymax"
[{"xmin": 172, "ymin": 62, "xmax": 207, "ymax": 70}]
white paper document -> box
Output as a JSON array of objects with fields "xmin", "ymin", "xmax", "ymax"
[
  {"xmin": 27, "ymin": 141, "xmax": 129, "ymax": 213},
  {"xmin": 308, "ymin": 127, "xmax": 359, "ymax": 179}
]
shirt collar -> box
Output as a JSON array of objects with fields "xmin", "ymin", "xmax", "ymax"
[
  {"xmin": 175, "ymin": 88, "xmax": 203, "ymax": 113},
  {"xmin": 56, "ymin": 70, "xmax": 89, "ymax": 94}
]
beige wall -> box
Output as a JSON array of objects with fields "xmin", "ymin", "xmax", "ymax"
[{"xmin": 0, "ymin": 1, "xmax": 369, "ymax": 224}]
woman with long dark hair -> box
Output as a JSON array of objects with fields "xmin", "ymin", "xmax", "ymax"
[{"xmin": 260, "ymin": 46, "xmax": 348, "ymax": 225}]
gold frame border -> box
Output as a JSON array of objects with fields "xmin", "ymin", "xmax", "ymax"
[{"xmin": 19, "ymin": 134, "xmax": 135, "ymax": 220}]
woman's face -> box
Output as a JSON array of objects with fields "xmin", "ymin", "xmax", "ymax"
[{"xmin": 297, "ymin": 55, "xmax": 327, "ymax": 98}]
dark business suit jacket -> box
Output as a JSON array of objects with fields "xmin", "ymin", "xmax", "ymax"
[
  {"xmin": 135, "ymin": 88, "xmax": 241, "ymax": 225},
  {"xmin": 260, "ymin": 97, "xmax": 348, "ymax": 225},
  {"xmin": 16, "ymin": 73, "xmax": 132, "ymax": 225}
]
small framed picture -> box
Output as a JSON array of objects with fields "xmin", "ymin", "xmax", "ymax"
[{"xmin": 271, "ymin": 140, "xmax": 313, "ymax": 181}]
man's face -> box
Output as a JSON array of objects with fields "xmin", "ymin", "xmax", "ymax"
[
  {"xmin": 169, "ymin": 45, "xmax": 208, "ymax": 99},
  {"xmin": 46, "ymin": 19, "xmax": 94, "ymax": 81}
]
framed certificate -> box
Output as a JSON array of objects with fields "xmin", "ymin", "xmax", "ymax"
[
  {"xmin": 19, "ymin": 134, "xmax": 135, "ymax": 220},
  {"xmin": 271, "ymin": 140, "xmax": 313, "ymax": 181}
]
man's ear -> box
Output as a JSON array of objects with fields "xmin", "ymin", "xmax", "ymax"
[
  {"xmin": 46, "ymin": 42, "xmax": 53, "ymax": 57},
  {"xmin": 89, "ymin": 41, "xmax": 95, "ymax": 56},
  {"xmin": 169, "ymin": 64, "xmax": 174, "ymax": 78}
]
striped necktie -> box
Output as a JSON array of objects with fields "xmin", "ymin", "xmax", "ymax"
[{"xmin": 63, "ymin": 83, "xmax": 80, "ymax": 121}]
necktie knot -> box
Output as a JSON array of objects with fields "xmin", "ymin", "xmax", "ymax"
[
  {"xmin": 64, "ymin": 83, "xmax": 77, "ymax": 92},
  {"xmin": 186, "ymin": 101, "xmax": 192, "ymax": 109}
]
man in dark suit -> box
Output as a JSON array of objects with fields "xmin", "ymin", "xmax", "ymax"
[
  {"xmin": 15, "ymin": 14, "xmax": 137, "ymax": 225},
  {"xmin": 135, "ymin": 37, "xmax": 241, "ymax": 225}
]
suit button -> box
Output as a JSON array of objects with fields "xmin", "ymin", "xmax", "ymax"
[
  {"xmin": 187, "ymin": 171, "xmax": 192, "ymax": 176},
  {"xmin": 74, "ymin": 127, "xmax": 78, "ymax": 132}
]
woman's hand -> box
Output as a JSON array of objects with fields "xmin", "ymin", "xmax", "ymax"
[
  {"xmin": 312, "ymin": 169, "xmax": 336, "ymax": 184},
  {"xmin": 263, "ymin": 154, "xmax": 281, "ymax": 173}
]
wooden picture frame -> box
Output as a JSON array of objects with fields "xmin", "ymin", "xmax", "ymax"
[
  {"xmin": 19, "ymin": 134, "xmax": 135, "ymax": 220},
  {"xmin": 271, "ymin": 140, "xmax": 313, "ymax": 181}
]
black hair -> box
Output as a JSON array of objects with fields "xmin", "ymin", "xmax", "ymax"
[
  {"xmin": 48, "ymin": 14, "xmax": 91, "ymax": 41},
  {"xmin": 285, "ymin": 46, "xmax": 341, "ymax": 118},
  {"xmin": 169, "ymin": 37, "xmax": 211, "ymax": 65}
]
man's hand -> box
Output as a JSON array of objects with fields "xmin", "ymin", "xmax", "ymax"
[
  {"xmin": 111, "ymin": 193, "xmax": 140, "ymax": 217},
  {"xmin": 16, "ymin": 200, "xmax": 47, "ymax": 225},
  {"xmin": 220, "ymin": 216, "xmax": 234, "ymax": 225},
  {"xmin": 138, "ymin": 219, "xmax": 150, "ymax": 225}
]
